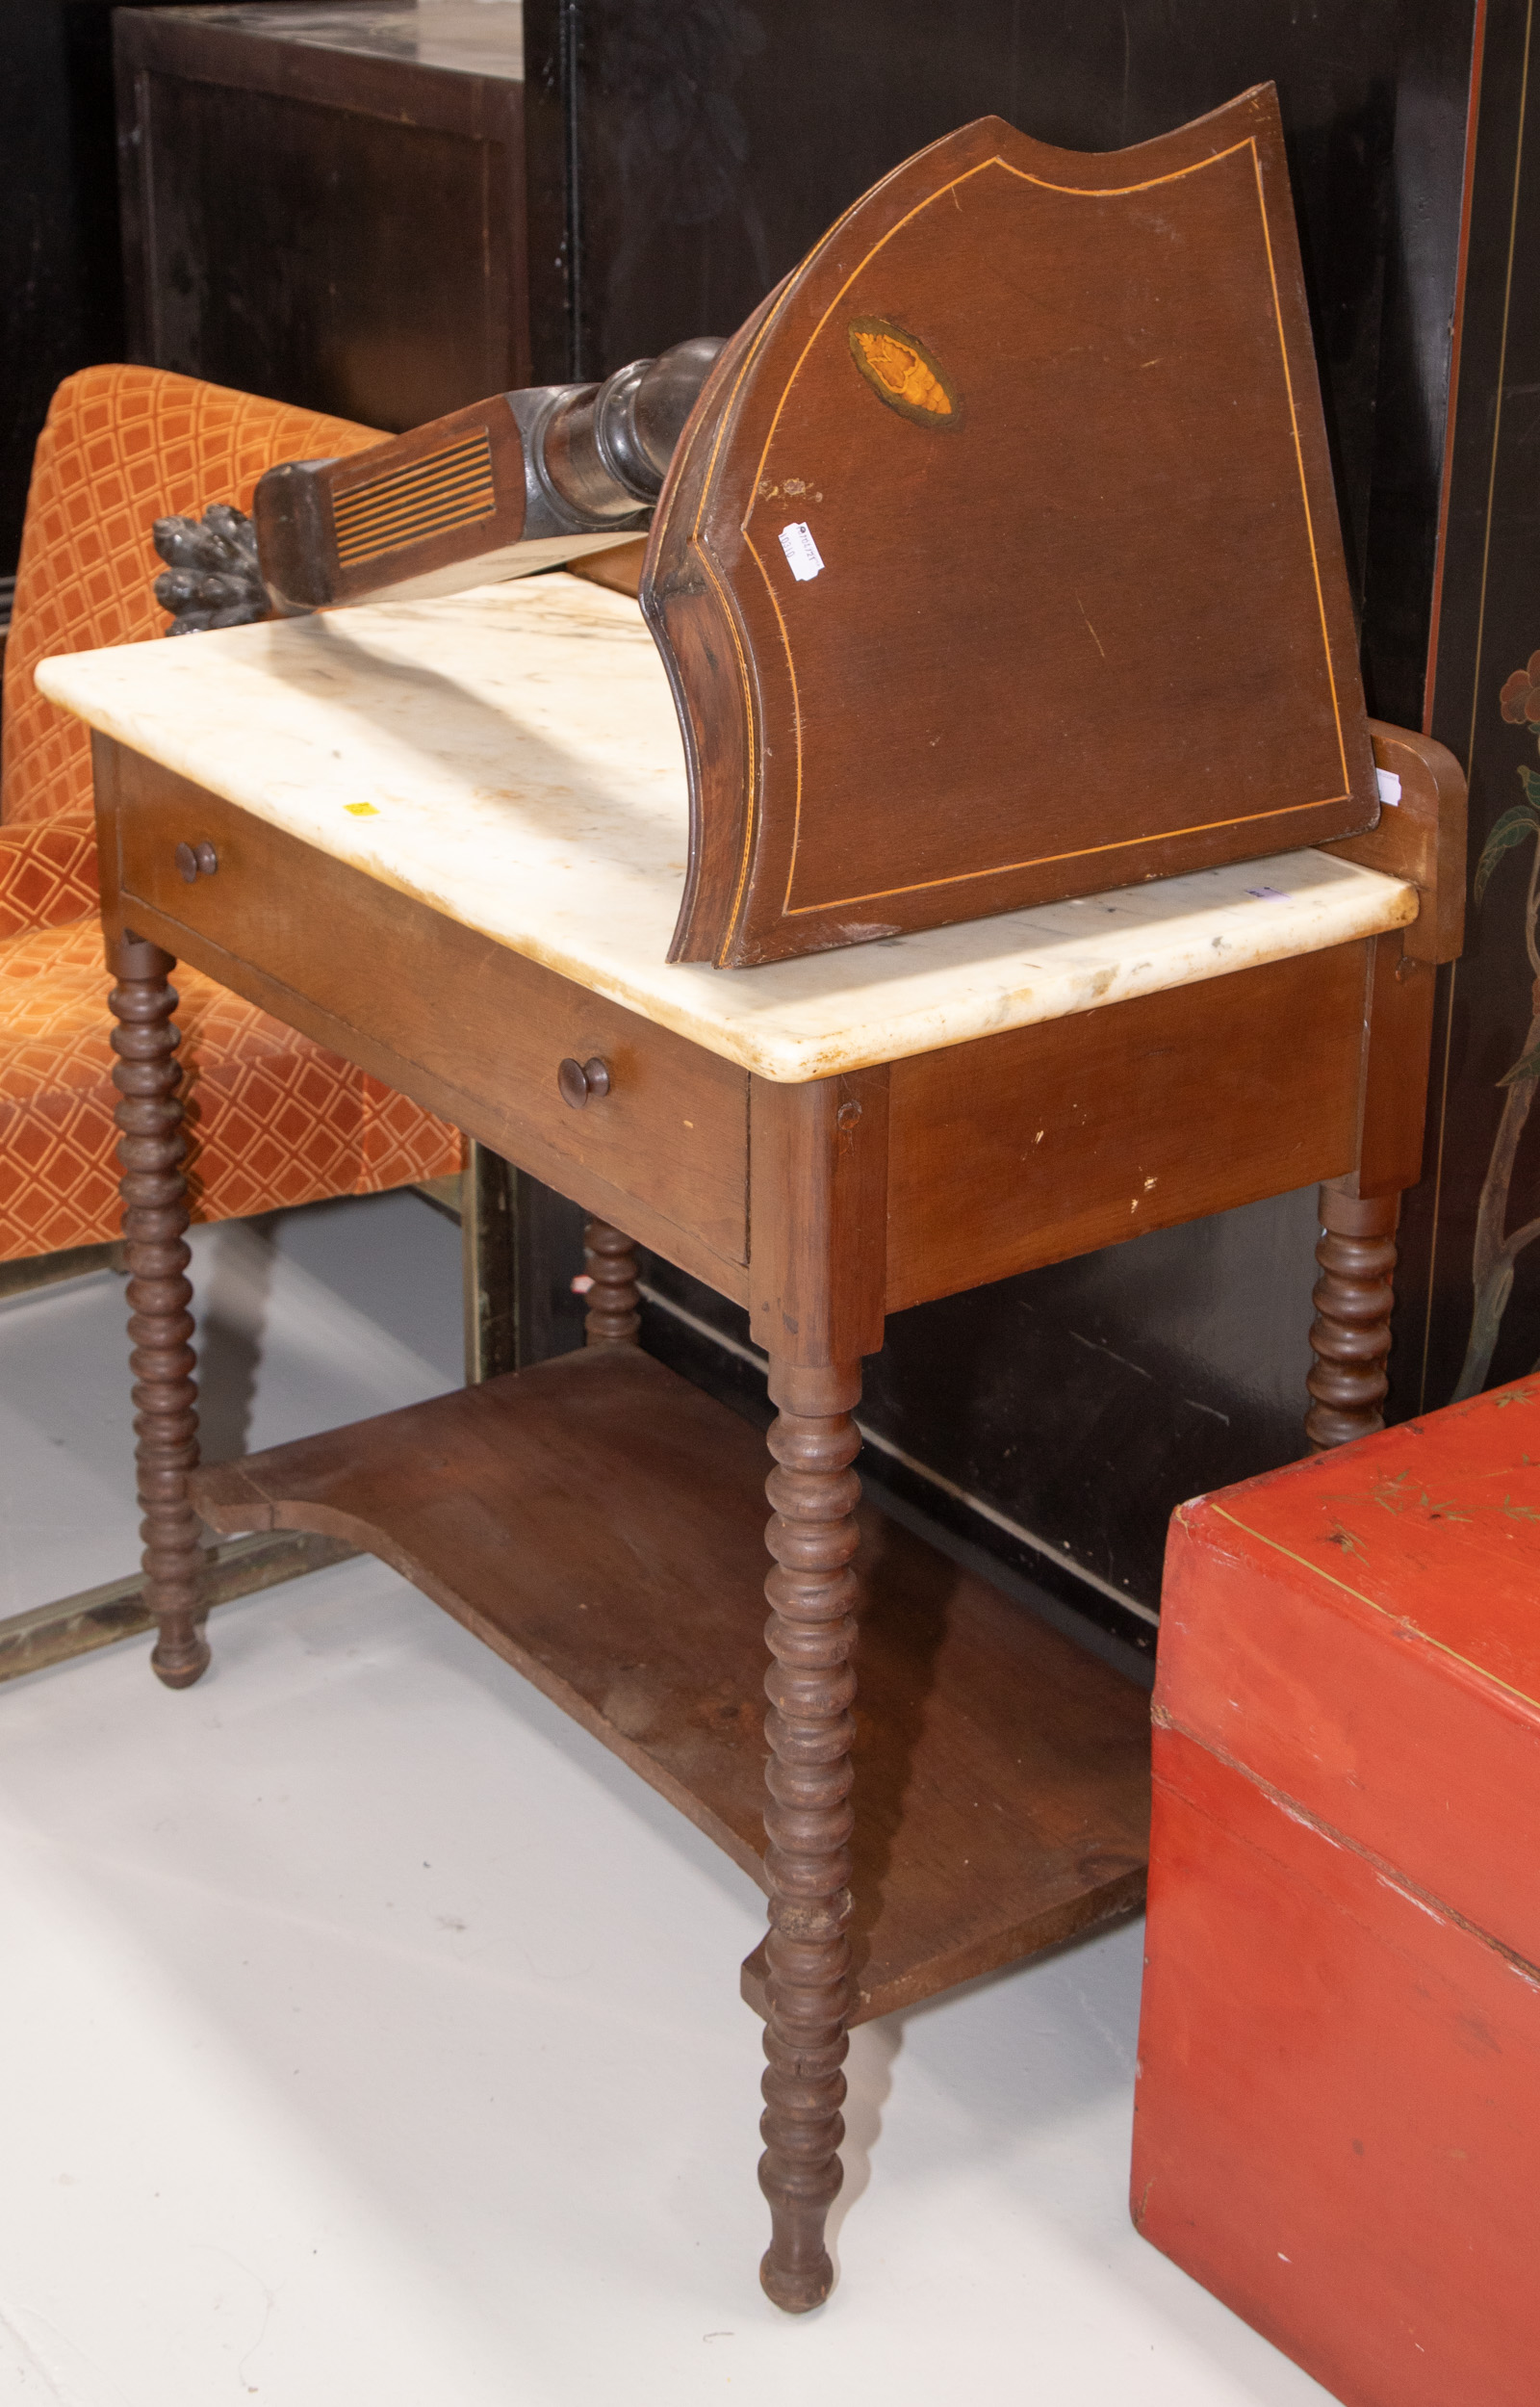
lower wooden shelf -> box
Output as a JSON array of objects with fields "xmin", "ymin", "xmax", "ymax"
[{"xmin": 191, "ymin": 1348, "xmax": 1150, "ymax": 2023}]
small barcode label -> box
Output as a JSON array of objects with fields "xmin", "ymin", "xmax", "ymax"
[{"xmin": 779, "ymin": 521, "xmax": 825, "ymax": 582}]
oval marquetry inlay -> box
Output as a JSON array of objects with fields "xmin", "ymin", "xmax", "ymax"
[{"xmin": 847, "ymin": 318, "xmax": 960, "ymax": 428}]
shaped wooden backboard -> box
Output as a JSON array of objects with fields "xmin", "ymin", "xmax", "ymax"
[{"xmin": 641, "ymin": 88, "xmax": 1379, "ymax": 970}]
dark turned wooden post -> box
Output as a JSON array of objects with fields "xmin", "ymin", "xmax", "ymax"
[
  {"xmin": 1305, "ymin": 1184, "xmax": 1401, "ymax": 1450},
  {"xmin": 1302, "ymin": 731, "xmax": 1467, "ymax": 1453},
  {"xmin": 109, "ymin": 932, "xmax": 209, "ymax": 1686},
  {"xmin": 581, "ymin": 1218, "xmax": 640, "ymax": 1347},
  {"xmin": 757, "ymin": 1354, "xmax": 860, "ymax": 2312},
  {"xmin": 747, "ymin": 1065, "xmax": 887, "ymax": 2311}
]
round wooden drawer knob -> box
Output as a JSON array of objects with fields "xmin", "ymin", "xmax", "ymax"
[
  {"xmin": 557, "ymin": 1055, "xmax": 612, "ymax": 1110},
  {"xmin": 174, "ymin": 840, "xmax": 219, "ymax": 883}
]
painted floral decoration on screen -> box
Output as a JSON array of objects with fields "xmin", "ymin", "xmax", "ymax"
[{"xmin": 1456, "ymin": 653, "xmax": 1540, "ymax": 1396}]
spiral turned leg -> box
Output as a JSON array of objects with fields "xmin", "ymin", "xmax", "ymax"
[
  {"xmin": 582, "ymin": 1218, "xmax": 640, "ymax": 1348},
  {"xmin": 757, "ymin": 1359, "xmax": 860, "ymax": 2314},
  {"xmin": 110, "ymin": 934, "xmax": 208, "ymax": 1688},
  {"xmin": 1304, "ymin": 1185, "xmax": 1401, "ymax": 1451}
]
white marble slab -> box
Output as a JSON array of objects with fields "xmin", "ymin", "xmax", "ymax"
[{"xmin": 37, "ymin": 575, "xmax": 1416, "ymax": 1082}]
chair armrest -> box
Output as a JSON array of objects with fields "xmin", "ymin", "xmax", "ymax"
[
  {"xmin": 0, "ymin": 811, "xmax": 98, "ymax": 942},
  {"xmin": 1319, "ymin": 722, "xmax": 1468, "ymax": 965}
]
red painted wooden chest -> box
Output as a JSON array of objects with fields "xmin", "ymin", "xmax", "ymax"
[{"xmin": 1132, "ymin": 1376, "xmax": 1540, "ymax": 2407}]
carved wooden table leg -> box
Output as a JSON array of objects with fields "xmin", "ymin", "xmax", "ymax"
[
  {"xmin": 757, "ymin": 1357, "xmax": 860, "ymax": 2313},
  {"xmin": 109, "ymin": 933, "xmax": 208, "ymax": 1687},
  {"xmin": 1304, "ymin": 1182, "xmax": 1401, "ymax": 1451},
  {"xmin": 582, "ymin": 1218, "xmax": 640, "ymax": 1347}
]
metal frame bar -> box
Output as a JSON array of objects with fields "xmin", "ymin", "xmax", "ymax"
[
  {"xmin": 0, "ymin": 1529, "xmax": 358, "ymax": 1686},
  {"xmin": 0, "ymin": 1152, "xmax": 536, "ymax": 1683},
  {"xmin": 0, "ymin": 1239, "xmax": 125, "ymax": 1305}
]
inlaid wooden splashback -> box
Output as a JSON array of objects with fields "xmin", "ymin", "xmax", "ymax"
[{"xmin": 643, "ymin": 88, "xmax": 1378, "ymax": 968}]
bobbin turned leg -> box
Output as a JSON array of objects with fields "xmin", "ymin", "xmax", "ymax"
[
  {"xmin": 1304, "ymin": 1182, "xmax": 1401, "ymax": 1451},
  {"xmin": 581, "ymin": 1218, "xmax": 640, "ymax": 1347},
  {"xmin": 109, "ymin": 933, "xmax": 208, "ymax": 1686},
  {"xmin": 757, "ymin": 1356, "xmax": 860, "ymax": 2314}
]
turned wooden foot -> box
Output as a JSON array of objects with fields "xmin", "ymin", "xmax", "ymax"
[
  {"xmin": 1304, "ymin": 1184, "xmax": 1401, "ymax": 1451},
  {"xmin": 757, "ymin": 1359, "xmax": 860, "ymax": 2313},
  {"xmin": 582, "ymin": 1218, "xmax": 640, "ymax": 1347},
  {"xmin": 110, "ymin": 934, "xmax": 208, "ymax": 1687}
]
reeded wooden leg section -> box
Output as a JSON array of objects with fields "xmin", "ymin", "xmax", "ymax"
[
  {"xmin": 757, "ymin": 1359, "xmax": 860, "ymax": 2314},
  {"xmin": 581, "ymin": 1218, "xmax": 640, "ymax": 1347},
  {"xmin": 110, "ymin": 934, "xmax": 208, "ymax": 1687},
  {"xmin": 1304, "ymin": 1184, "xmax": 1401, "ymax": 1451}
]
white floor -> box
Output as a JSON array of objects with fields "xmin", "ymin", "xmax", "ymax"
[{"xmin": 0, "ymin": 1194, "xmax": 1332, "ymax": 2406}]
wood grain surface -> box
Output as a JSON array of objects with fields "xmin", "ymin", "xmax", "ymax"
[
  {"xmin": 1326, "ymin": 720, "xmax": 1468, "ymax": 965},
  {"xmin": 116, "ymin": 8, "xmax": 536, "ymax": 427},
  {"xmin": 646, "ymin": 89, "xmax": 1378, "ymax": 966},
  {"xmin": 885, "ymin": 943, "xmax": 1366, "ymax": 1310},
  {"xmin": 748, "ymin": 1069, "xmax": 889, "ymax": 1362},
  {"xmin": 96, "ymin": 739, "xmax": 750, "ymax": 1292},
  {"xmin": 190, "ymin": 1346, "xmax": 1151, "ymax": 2023},
  {"xmin": 258, "ymin": 398, "xmax": 529, "ymax": 610}
]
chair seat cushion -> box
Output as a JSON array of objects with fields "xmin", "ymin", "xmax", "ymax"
[
  {"xmin": 0, "ymin": 812, "xmax": 100, "ymax": 943},
  {"xmin": 0, "ymin": 919, "xmax": 461, "ymax": 1260}
]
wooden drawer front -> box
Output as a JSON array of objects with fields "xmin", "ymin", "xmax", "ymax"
[
  {"xmin": 109, "ymin": 753, "xmax": 749, "ymax": 1268},
  {"xmin": 885, "ymin": 944, "xmax": 1365, "ymax": 1313}
]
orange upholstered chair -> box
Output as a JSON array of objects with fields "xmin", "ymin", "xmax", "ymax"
[{"xmin": 0, "ymin": 365, "xmax": 463, "ymax": 1267}]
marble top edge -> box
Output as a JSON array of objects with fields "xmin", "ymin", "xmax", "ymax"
[
  {"xmin": 592, "ymin": 855, "xmax": 1419, "ymax": 1079},
  {"xmin": 36, "ymin": 579, "xmax": 1419, "ymax": 1082},
  {"xmin": 170, "ymin": 2, "xmax": 526, "ymax": 79}
]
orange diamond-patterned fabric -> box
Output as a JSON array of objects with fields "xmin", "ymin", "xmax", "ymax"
[
  {"xmin": 0, "ymin": 365, "xmax": 463, "ymax": 1263},
  {"xmin": 0, "ymin": 817, "xmax": 99, "ymax": 943},
  {"xmin": 0, "ymin": 923, "xmax": 460, "ymax": 1260},
  {"xmin": 3, "ymin": 363, "xmax": 397, "ymax": 826}
]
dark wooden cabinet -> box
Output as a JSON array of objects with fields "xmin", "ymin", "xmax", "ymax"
[{"xmin": 115, "ymin": 2, "xmax": 569, "ymax": 424}]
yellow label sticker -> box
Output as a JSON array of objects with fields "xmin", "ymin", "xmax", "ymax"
[
  {"xmin": 345, "ymin": 802, "xmax": 379, "ymax": 817},
  {"xmin": 848, "ymin": 318, "xmax": 960, "ymax": 428}
]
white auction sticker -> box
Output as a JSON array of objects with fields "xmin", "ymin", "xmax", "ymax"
[
  {"xmin": 779, "ymin": 521, "xmax": 825, "ymax": 582},
  {"xmin": 1374, "ymin": 766, "xmax": 1402, "ymax": 807}
]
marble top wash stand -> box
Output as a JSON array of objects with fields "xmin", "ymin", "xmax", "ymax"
[
  {"xmin": 40, "ymin": 570, "xmax": 1462, "ymax": 2311},
  {"xmin": 38, "ymin": 92, "xmax": 1470, "ymax": 2314}
]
